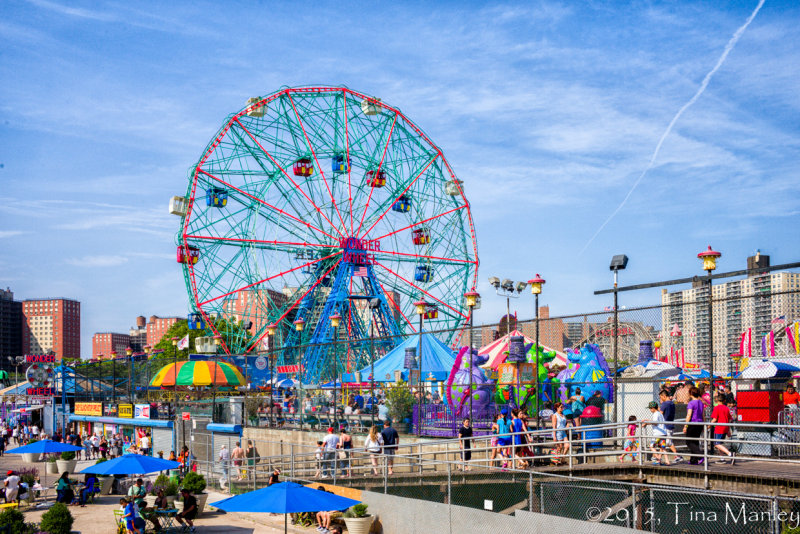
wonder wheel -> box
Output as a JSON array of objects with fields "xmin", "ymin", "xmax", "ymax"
[{"xmin": 173, "ymin": 86, "xmax": 478, "ymax": 382}]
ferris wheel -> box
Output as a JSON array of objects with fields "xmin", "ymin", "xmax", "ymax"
[{"xmin": 172, "ymin": 86, "xmax": 479, "ymax": 382}]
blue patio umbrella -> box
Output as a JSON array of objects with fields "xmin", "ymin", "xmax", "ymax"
[
  {"xmin": 210, "ymin": 481, "xmax": 361, "ymax": 533},
  {"xmin": 6, "ymin": 440, "xmax": 83, "ymax": 455},
  {"xmin": 6, "ymin": 440, "xmax": 84, "ymax": 490},
  {"xmin": 79, "ymin": 453, "xmax": 180, "ymax": 475}
]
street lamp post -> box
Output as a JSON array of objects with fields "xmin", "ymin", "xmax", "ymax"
[
  {"xmin": 414, "ymin": 300, "xmax": 427, "ymax": 436},
  {"xmin": 143, "ymin": 345, "xmax": 151, "ymax": 401},
  {"xmin": 171, "ymin": 337, "xmax": 179, "ymax": 422},
  {"xmin": 609, "ymin": 254, "xmax": 628, "ymax": 424},
  {"xmin": 463, "ymin": 291, "xmax": 481, "ymax": 422},
  {"xmin": 126, "ymin": 347, "xmax": 134, "ymax": 402},
  {"xmin": 698, "ymin": 246, "xmax": 721, "ymax": 408},
  {"xmin": 368, "ymin": 298, "xmax": 381, "ymax": 431},
  {"xmin": 211, "ymin": 334, "xmax": 221, "ymax": 423},
  {"xmin": 488, "ymin": 277, "xmax": 527, "ymax": 336},
  {"xmin": 7, "ymin": 356, "xmax": 25, "ymax": 386},
  {"xmin": 111, "ymin": 351, "xmax": 118, "ymax": 404},
  {"xmin": 330, "ymin": 313, "xmax": 342, "ymax": 428},
  {"xmin": 266, "ymin": 324, "xmax": 277, "ymax": 428},
  {"xmin": 294, "ymin": 318, "xmax": 305, "ymax": 432},
  {"xmin": 528, "ymin": 275, "xmax": 545, "ymax": 427}
]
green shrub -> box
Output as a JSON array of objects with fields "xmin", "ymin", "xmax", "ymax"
[
  {"xmin": 59, "ymin": 451, "xmax": 76, "ymax": 461},
  {"xmin": 181, "ymin": 471, "xmax": 206, "ymax": 494},
  {"xmin": 165, "ymin": 481, "xmax": 179, "ymax": 497},
  {"xmin": 386, "ymin": 382, "xmax": 415, "ymax": 422},
  {"xmin": 0, "ymin": 507, "xmax": 26, "ymax": 534},
  {"xmin": 46, "ymin": 455, "xmax": 58, "ymax": 463},
  {"xmin": 39, "ymin": 503, "xmax": 74, "ymax": 534},
  {"xmin": 95, "ymin": 457, "xmax": 107, "ymax": 465},
  {"xmin": 344, "ymin": 504, "xmax": 369, "ymax": 518}
]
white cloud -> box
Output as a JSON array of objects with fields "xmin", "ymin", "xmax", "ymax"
[
  {"xmin": 65, "ymin": 255, "xmax": 128, "ymax": 267},
  {"xmin": 0, "ymin": 231, "xmax": 27, "ymax": 238}
]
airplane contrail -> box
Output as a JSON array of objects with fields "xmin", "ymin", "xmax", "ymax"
[{"xmin": 578, "ymin": 0, "xmax": 765, "ymax": 255}]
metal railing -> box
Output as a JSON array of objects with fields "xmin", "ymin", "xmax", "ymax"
[{"xmin": 188, "ymin": 421, "xmax": 800, "ymax": 533}]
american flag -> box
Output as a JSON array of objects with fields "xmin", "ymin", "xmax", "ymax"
[
  {"xmin": 772, "ymin": 315, "xmax": 786, "ymax": 324},
  {"xmin": 353, "ymin": 266, "xmax": 368, "ymax": 277}
]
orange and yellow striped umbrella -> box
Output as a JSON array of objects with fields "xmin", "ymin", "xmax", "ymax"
[{"xmin": 150, "ymin": 361, "xmax": 245, "ymax": 387}]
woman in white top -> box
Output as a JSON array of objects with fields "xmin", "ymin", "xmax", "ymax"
[
  {"xmin": 550, "ymin": 402, "xmax": 570, "ymax": 463},
  {"xmin": 364, "ymin": 425, "xmax": 384, "ymax": 475}
]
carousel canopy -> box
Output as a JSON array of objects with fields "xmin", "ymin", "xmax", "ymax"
[
  {"xmin": 737, "ymin": 359, "xmax": 800, "ymax": 380},
  {"xmin": 150, "ymin": 360, "xmax": 245, "ymax": 387},
  {"xmin": 342, "ymin": 332, "xmax": 456, "ymax": 383},
  {"xmin": 479, "ymin": 329, "xmax": 568, "ymax": 370}
]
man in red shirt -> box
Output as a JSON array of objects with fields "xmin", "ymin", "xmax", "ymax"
[
  {"xmin": 783, "ymin": 384, "xmax": 800, "ymax": 406},
  {"xmin": 711, "ymin": 393, "xmax": 735, "ymax": 465}
]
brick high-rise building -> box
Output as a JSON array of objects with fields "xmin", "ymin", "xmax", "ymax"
[
  {"xmin": 92, "ymin": 332, "xmax": 132, "ymax": 358},
  {"xmin": 22, "ymin": 298, "xmax": 80, "ymax": 360},
  {"xmin": 146, "ymin": 315, "xmax": 182, "ymax": 347},
  {"xmin": 0, "ymin": 288, "xmax": 23, "ymax": 366}
]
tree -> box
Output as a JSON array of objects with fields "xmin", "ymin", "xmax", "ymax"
[{"xmin": 152, "ymin": 318, "xmax": 255, "ymax": 357}]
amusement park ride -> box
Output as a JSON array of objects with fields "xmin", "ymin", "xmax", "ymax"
[{"xmin": 170, "ymin": 86, "xmax": 479, "ymax": 384}]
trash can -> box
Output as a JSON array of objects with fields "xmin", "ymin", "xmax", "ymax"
[{"xmin": 580, "ymin": 405, "xmax": 604, "ymax": 449}]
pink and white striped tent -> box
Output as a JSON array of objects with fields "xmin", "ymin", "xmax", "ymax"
[{"xmin": 478, "ymin": 329, "xmax": 568, "ymax": 370}]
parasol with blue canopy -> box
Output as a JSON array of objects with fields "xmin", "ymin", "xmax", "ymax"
[
  {"xmin": 79, "ymin": 453, "xmax": 180, "ymax": 475},
  {"xmin": 210, "ymin": 481, "xmax": 361, "ymax": 533}
]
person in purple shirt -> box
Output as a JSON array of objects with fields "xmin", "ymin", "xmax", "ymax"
[{"xmin": 683, "ymin": 387, "xmax": 706, "ymax": 464}]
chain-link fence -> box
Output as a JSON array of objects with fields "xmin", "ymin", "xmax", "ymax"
[{"xmin": 190, "ymin": 424, "xmax": 800, "ymax": 533}]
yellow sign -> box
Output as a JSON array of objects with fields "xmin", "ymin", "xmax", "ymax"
[
  {"xmin": 118, "ymin": 404, "xmax": 133, "ymax": 418},
  {"xmin": 74, "ymin": 402, "xmax": 102, "ymax": 417}
]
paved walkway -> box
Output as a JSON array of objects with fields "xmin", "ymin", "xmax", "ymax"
[{"xmin": 0, "ymin": 453, "xmax": 313, "ymax": 533}]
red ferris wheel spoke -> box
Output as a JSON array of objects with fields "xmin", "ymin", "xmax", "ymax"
[
  {"xmin": 371, "ymin": 204, "xmax": 468, "ymax": 242},
  {"xmin": 244, "ymin": 258, "xmax": 342, "ymax": 355},
  {"xmin": 197, "ymin": 250, "xmax": 342, "ymax": 306},
  {"xmin": 371, "ymin": 248, "xmax": 477, "ymax": 265},
  {"xmin": 359, "ymin": 153, "xmax": 439, "ymax": 239},
  {"xmin": 186, "ymin": 235, "xmax": 331, "ymax": 249},
  {"xmin": 231, "ymin": 118, "xmax": 344, "ymax": 238},
  {"xmin": 374, "ymin": 261, "xmax": 467, "ymax": 319},
  {"xmin": 355, "ymin": 113, "xmax": 397, "ymax": 237},
  {"xmin": 376, "ymin": 279, "xmax": 417, "ymax": 333},
  {"xmin": 285, "ymin": 93, "xmax": 349, "ymax": 234},
  {"xmin": 196, "ymin": 168, "xmax": 338, "ymax": 241}
]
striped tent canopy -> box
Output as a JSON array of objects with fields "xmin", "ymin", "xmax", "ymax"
[
  {"xmin": 479, "ymin": 330, "xmax": 567, "ymax": 369},
  {"xmin": 150, "ymin": 361, "xmax": 245, "ymax": 387}
]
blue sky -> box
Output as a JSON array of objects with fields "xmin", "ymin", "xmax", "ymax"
[{"xmin": 1, "ymin": 1, "xmax": 798, "ymax": 357}]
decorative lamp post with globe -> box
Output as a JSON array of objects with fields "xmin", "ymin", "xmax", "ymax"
[
  {"xmin": 698, "ymin": 245, "xmax": 721, "ymax": 407},
  {"xmin": 266, "ymin": 323, "xmax": 278, "ymax": 427},
  {"xmin": 330, "ymin": 313, "xmax": 342, "ymax": 422},
  {"xmin": 414, "ymin": 299, "xmax": 427, "ymax": 436},
  {"xmin": 528, "ymin": 275, "xmax": 545, "ymax": 427},
  {"xmin": 463, "ymin": 291, "xmax": 481, "ymax": 420},
  {"xmin": 293, "ymin": 318, "xmax": 305, "ymax": 431}
]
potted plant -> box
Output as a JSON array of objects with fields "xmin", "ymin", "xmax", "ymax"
[
  {"xmin": 386, "ymin": 382, "xmax": 415, "ymax": 432},
  {"xmin": 21, "ymin": 439, "xmax": 40, "ymax": 463},
  {"xmin": 56, "ymin": 451, "xmax": 77, "ymax": 474},
  {"xmin": 146, "ymin": 474, "xmax": 169, "ymax": 507},
  {"xmin": 46, "ymin": 455, "xmax": 59, "ymax": 474},
  {"xmin": 343, "ymin": 504, "xmax": 374, "ymax": 534},
  {"xmin": 39, "ymin": 502, "xmax": 74, "ymax": 534},
  {"xmin": 147, "ymin": 475, "xmax": 179, "ymax": 507},
  {"xmin": 180, "ymin": 471, "xmax": 208, "ymax": 515},
  {"xmin": 18, "ymin": 467, "xmax": 38, "ymax": 502}
]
